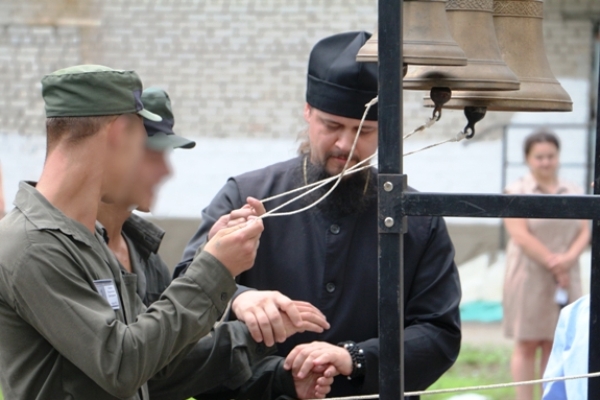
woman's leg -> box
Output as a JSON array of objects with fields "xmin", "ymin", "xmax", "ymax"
[
  {"xmin": 538, "ymin": 340, "xmax": 553, "ymax": 396},
  {"xmin": 511, "ymin": 340, "xmax": 540, "ymax": 400}
]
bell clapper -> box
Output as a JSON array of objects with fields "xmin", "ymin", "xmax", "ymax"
[
  {"xmin": 430, "ymin": 87, "xmax": 452, "ymax": 121},
  {"xmin": 462, "ymin": 106, "xmax": 487, "ymax": 139}
]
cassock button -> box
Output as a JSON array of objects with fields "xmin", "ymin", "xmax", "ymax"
[
  {"xmin": 330, "ymin": 224, "xmax": 340, "ymax": 235},
  {"xmin": 326, "ymin": 282, "xmax": 336, "ymax": 293}
]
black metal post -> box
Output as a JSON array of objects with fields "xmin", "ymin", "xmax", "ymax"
[
  {"xmin": 588, "ymin": 50, "xmax": 600, "ymax": 399},
  {"xmin": 500, "ymin": 125, "xmax": 508, "ymax": 249},
  {"xmin": 586, "ymin": 120, "xmax": 594, "ymax": 195},
  {"xmin": 377, "ymin": 0, "xmax": 404, "ymax": 399}
]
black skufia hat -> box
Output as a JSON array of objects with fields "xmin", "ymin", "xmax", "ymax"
[{"xmin": 306, "ymin": 31, "xmax": 378, "ymax": 121}]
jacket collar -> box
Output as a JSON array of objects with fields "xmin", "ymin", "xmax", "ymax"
[
  {"xmin": 121, "ymin": 213, "xmax": 165, "ymax": 261},
  {"xmin": 14, "ymin": 181, "xmax": 97, "ymax": 248}
]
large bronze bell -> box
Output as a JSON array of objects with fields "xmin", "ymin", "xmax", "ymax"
[
  {"xmin": 435, "ymin": 0, "xmax": 572, "ymax": 111},
  {"xmin": 356, "ymin": 0, "xmax": 467, "ymax": 66},
  {"xmin": 404, "ymin": 0, "xmax": 520, "ymax": 91}
]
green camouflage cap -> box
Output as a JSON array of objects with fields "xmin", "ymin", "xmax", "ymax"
[
  {"xmin": 41, "ymin": 65, "xmax": 161, "ymax": 121},
  {"xmin": 141, "ymin": 87, "xmax": 196, "ymax": 151}
]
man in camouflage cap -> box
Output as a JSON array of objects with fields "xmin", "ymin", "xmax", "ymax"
[
  {"xmin": 0, "ymin": 66, "xmax": 277, "ymax": 400},
  {"xmin": 94, "ymin": 87, "xmax": 331, "ymax": 400}
]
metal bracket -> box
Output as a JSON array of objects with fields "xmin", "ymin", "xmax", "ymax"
[{"xmin": 378, "ymin": 174, "xmax": 408, "ymax": 234}]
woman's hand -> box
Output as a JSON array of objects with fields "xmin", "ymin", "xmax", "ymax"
[
  {"xmin": 546, "ymin": 253, "xmax": 576, "ymax": 275},
  {"xmin": 554, "ymin": 270, "xmax": 570, "ymax": 288}
]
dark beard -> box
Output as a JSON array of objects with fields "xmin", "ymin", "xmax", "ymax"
[{"xmin": 301, "ymin": 157, "xmax": 377, "ymax": 219}]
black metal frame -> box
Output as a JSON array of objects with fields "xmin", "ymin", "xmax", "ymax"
[
  {"xmin": 377, "ymin": 0, "xmax": 404, "ymax": 399},
  {"xmin": 376, "ymin": 1, "xmax": 600, "ymax": 399}
]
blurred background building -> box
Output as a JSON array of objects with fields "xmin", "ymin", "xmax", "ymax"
[{"xmin": 0, "ymin": 0, "xmax": 597, "ymax": 139}]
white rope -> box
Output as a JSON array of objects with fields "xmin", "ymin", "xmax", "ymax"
[
  {"xmin": 259, "ymin": 111, "xmax": 434, "ymax": 208},
  {"xmin": 309, "ymin": 371, "xmax": 600, "ymax": 400},
  {"xmin": 252, "ymin": 103, "xmax": 460, "ymax": 218},
  {"xmin": 403, "ymin": 130, "xmax": 468, "ymax": 157},
  {"xmin": 260, "ymin": 153, "xmax": 377, "ymax": 204},
  {"xmin": 260, "ymin": 96, "xmax": 379, "ymax": 219},
  {"xmin": 257, "ymin": 162, "xmax": 375, "ymax": 218},
  {"xmin": 403, "ymin": 117, "xmax": 436, "ymax": 140},
  {"xmin": 256, "ymin": 128, "xmax": 468, "ymax": 218}
]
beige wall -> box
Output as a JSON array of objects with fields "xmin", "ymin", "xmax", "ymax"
[{"xmin": 0, "ymin": 0, "xmax": 597, "ymax": 140}]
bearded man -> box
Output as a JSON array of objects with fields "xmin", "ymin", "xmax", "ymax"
[{"xmin": 175, "ymin": 31, "xmax": 462, "ymax": 398}]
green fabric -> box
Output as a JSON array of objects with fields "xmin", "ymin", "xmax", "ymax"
[
  {"xmin": 0, "ymin": 182, "xmax": 236, "ymax": 400},
  {"xmin": 119, "ymin": 214, "xmax": 280, "ymax": 400},
  {"xmin": 141, "ymin": 87, "xmax": 174, "ymax": 121},
  {"xmin": 141, "ymin": 87, "xmax": 196, "ymax": 150},
  {"xmin": 146, "ymin": 132, "xmax": 196, "ymax": 151},
  {"xmin": 42, "ymin": 65, "xmax": 161, "ymax": 121}
]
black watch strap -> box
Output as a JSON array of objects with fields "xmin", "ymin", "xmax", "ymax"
[{"xmin": 338, "ymin": 341, "xmax": 366, "ymax": 380}]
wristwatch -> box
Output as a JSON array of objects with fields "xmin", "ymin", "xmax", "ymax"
[{"xmin": 337, "ymin": 341, "xmax": 366, "ymax": 380}]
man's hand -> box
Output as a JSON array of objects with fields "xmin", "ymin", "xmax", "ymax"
[
  {"xmin": 208, "ymin": 197, "xmax": 266, "ymax": 240},
  {"xmin": 233, "ymin": 291, "xmax": 330, "ymax": 346},
  {"xmin": 285, "ymin": 341, "xmax": 353, "ymax": 379},
  {"xmin": 293, "ymin": 364, "xmax": 334, "ymax": 399},
  {"xmin": 203, "ymin": 218, "xmax": 264, "ymax": 277}
]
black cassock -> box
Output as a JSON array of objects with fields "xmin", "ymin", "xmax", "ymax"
[{"xmin": 175, "ymin": 156, "xmax": 461, "ymax": 398}]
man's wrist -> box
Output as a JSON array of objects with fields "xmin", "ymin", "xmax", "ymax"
[{"xmin": 338, "ymin": 341, "xmax": 366, "ymax": 380}]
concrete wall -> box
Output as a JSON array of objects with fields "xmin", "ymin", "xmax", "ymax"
[{"xmin": 0, "ymin": 0, "xmax": 597, "ymax": 141}]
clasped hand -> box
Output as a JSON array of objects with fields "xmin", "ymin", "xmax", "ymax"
[{"xmin": 546, "ymin": 253, "xmax": 575, "ymax": 288}]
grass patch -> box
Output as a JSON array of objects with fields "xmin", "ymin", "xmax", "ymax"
[{"xmin": 425, "ymin": 344, "xmax": 515, "ymax": 400}]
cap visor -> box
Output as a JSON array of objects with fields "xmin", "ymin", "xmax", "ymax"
[
  {"xmin": 146, "ymin": 133, "xmax": 196, "ymax": 151},
  {"xmin": 138, "ymin": 108, "xmax": 162, "ymax": 122}
]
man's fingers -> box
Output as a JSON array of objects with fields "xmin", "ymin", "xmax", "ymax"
[
  {"xmin": 293, "ymin": 301, "xmax": 327, "ymax": 318},
  {"xmin": 315, "ymin": 377, "xmax": 333, "ymax": 394},
  {"xmin": 324, "ymin": 364, "xmax": 339, "ymax": 377},
  {"xmin": 284, "ymin": 346, "xmax": 303, "ymax": 370},
  {"xmin": 312, "ymin": 352, "xmax": 336, "ymax": 366},
  {"xmin": 238, "ymin": 218, "xmax": 264, "ymax": 238},
  {"xmin": 241, "ymin": 312, "xmax": 264, "ymax": 344},
  {"xmin": 298, "ymin": 310, "xmax": 330, "ymax": 330},
  {"xmin": 297, "ymin": 321, "xmax": 325, "ymax": 334},
  {"xmin": 293, "ymin": 353, "xmax": 314, "ymax": 378},
  {"xmin": 247, "ymin": 196, "xmax": 267, "ymax": 216},
  {"xmin": 263, "ymin": 301, "xmax": 287, "ymax": 343},
  {"xmin": 227, "ymin": 217, "xmax": 247, "ymax": 228},
  {"xmin": 289, "ymin": 345, "xmax": 323, "ymax": 377},
  {"xmin": 311, "ymin": 364, "xmax": 327, "ymax": 374},
  {"xmin": 207, "ymin": 215, "xmax": 231, "ymax": 239},
  {"xmin": 212, "ymin": 223, "xmax": 245, "ymax": 239},
  {"xmin": 253, "ymin": 307, "xmax": 276, "ymax": 347},
  {"xmin": 229, "ymin": 207, "xmax": 255, "ymax": 220},
  {"xmin": 278, "ymin": 299, "xmax": 303, "ymax": 328},
  {"xmin": 216, "ymin": 218, "xmax": 263, "ymax": 243}
]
